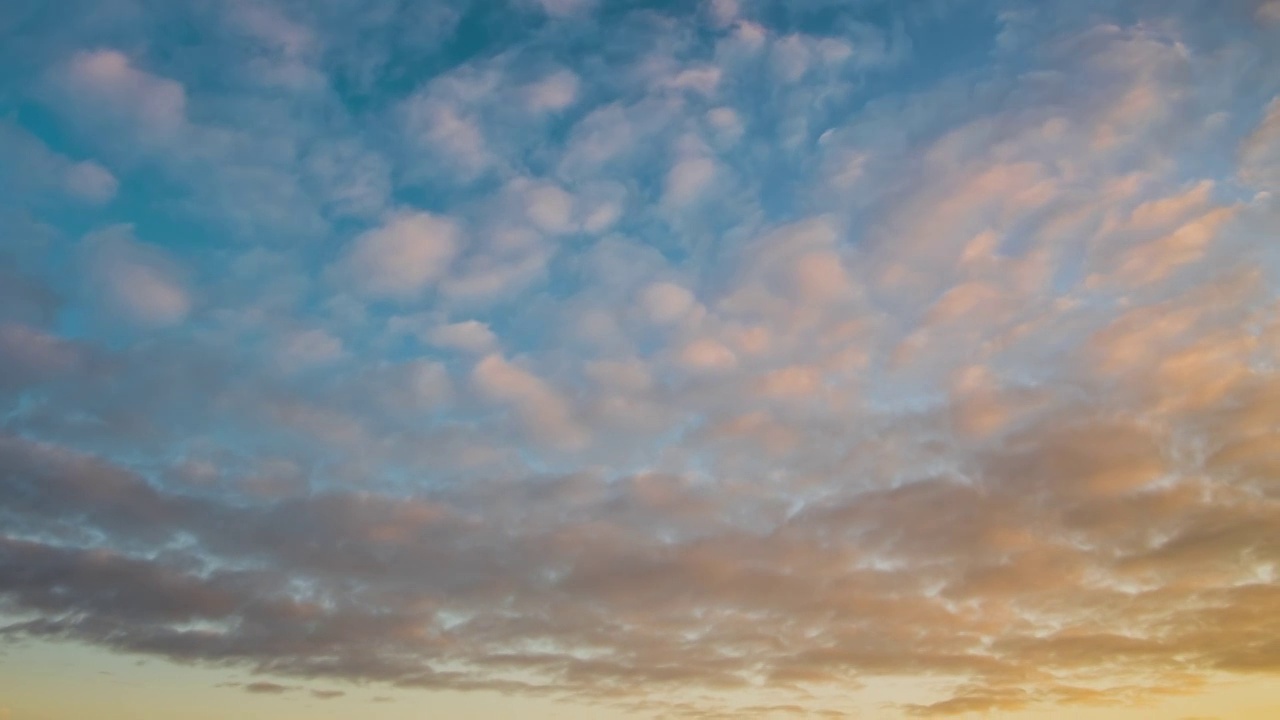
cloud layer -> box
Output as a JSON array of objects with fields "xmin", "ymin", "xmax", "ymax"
[{"xmin": 1, "ymin": 0, "xmax": 1278, "ymax": 717}]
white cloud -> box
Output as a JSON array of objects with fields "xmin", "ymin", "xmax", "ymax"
[
  {"xmin": 472, "ymin": 354, "xmax": 586, "ymax": 449},
  {"xmin": 640, "ymin": 281, "xmax": 697, "ymax": 325},
  {"xmin": 337, "ymin": 212, "xmax": 462, "ymax": 299},
  {"xmin": 230, "ymin": 1, "xmax": 325, "ymax": 91},
  {"xmin": 582, "ymin": 201, "xmax": 622, "ymax": 234},
  {"xmin": 405, "ymin": 359, "xmax": 453, "ymax": 408},
  {"xmin": 11, "ymin": 6, "xmax": 1280, "ymax": 719},
  {"xmin": 303, "ymin": 140, "xmax": 391, "ymax": 218},
  {"xmin": 526, "ymin": 70, "xmax": 580, "ymax": 112},
  {"xmin": 729, "ymin": 20, "xmax": 768, "ymax": 51},
  {"xmin": 707, "ymin": 0, "xmax": 739, "ymax": 28},
  {"xmin": 81, "ymin": 225, "xmax": 191, "ymax": 327},
  {"xmin": 61, "ymin": 50, "xmax": 187, "ymax": 134},
  {"xmin": 706, "ymin": 106, "xmax": 744, "ymax": 146},
  {"xmin": 772, "ymin": 35, "xmax": 811, "ymax": 82},
  {"xmin": 755, "ymin": 364, "xmax": 822, "ymax": 400},
  {"xmin": 679, "ymin": 337, "xmax": 738, "ymax": 372},
  {"xmin": 429, "ymin": 320, "xmax": 498, "ymax": 354},
  {"xmin": 277, "ymin": 329, "xmax": 344, "ymax": 370},
  {"xmin": 533, "ymin": 0, "xmax": 595, "ymax": 18},
  {"xmin": 441, "ymin": 227, "xmax": 553, "ymax": 301},
  {"xmin": 522, "ymin": 181, "xmax": 577, "ymax": 235},
  {"xmin": 578, "ymin": 181, "xmax": 628, "ymax": 234},
  {"xmin": 1240, "ymin": 97, "xmax": 1280, "ymax": 191},
  {"xmin": 405, "ymin": 99, "xmax": 493, "ymax": 180},
  {"xmin": 720, "ymin": 216, "xmax": 846, "ymax": 323},
  {"xmin": 63, "ymin": 161, "xmax": 118, "ymax": 204},
  {"xmin": 664, "ymin": 156, "xmax": 717, "ymax": 206},
  {"xmin": 0, "ymin": 121, "xmax": 117, "ymax": 205},
  {"xmin": 661, "ymin": 66, "xmax": 722, "ymax": 96}
]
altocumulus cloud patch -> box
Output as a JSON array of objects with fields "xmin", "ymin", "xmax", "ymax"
[{"xmin": 1, "ymin": 0, "xmax": 1279, "ymax": 718}]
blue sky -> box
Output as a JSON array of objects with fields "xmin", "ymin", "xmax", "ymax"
[{"xmin": 2, "ymin": 0, "xmax": 1280, "ymax": 718}]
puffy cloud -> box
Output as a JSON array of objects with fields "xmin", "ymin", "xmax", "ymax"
[
  {"xmin": 404, "ymin": 359, "xmax": 453, "ymax": 408},
  {"xmin": 471, "ymin": 354, "xmax": 586, "ymax": 450},
  {"xmin": 228, "ymin": 1, "xmax": 324, "ymax": 91},
  {"xmin": 519, "ymin": 180, "xmax": 577, "ymax": 235},
  {"xmin": 705, "ymin": 106, "xmax": 744, "ymax": 147},
  {"xmin": 303, "ymin": 140, "xmax": 392, "ymax": 218},
  {"xmin": 59, "ymin": 49, "xmax": 187, "ymax": 135},
  {"xmin": 659, "ymin": 66, "xmax": 723, "ymax": 96},
  {"xmin": 427, "ymin": 320, "xmax": 498, "ymax": 354},
  {"xmin": 0, "ymin": 121, "xmax": 117, "ymax": 205},
  {"xmin": 276, "ymin": 329, "xmax": 344, "ymax": 370},
  {"xmin": 639, "ymin": 281, "xmax": 697, "ymax": 325},
  {"xmin": 335, "ymin": 212, "xmax": 462, "ymax": 299},
  {"xmin": 679, "ymin": 337, "xmax": 737, "ymax": 372},
  {"xmin": 525, "ymin": 70, "xmax": 580, "ymax": 113},
  {"xmin": 81, "ymin": 225, "xmax": 191, "ymax": 327},
  {"xmin": 63, "ymin": 161, "xmax": 119, "ymax": 204},
  {"xmin": 440, "ymin": 226, "xmax": 552, "ymax": 301},
  {"xmin": 664, "ymin": 156, "xmax": 717, "ymax": 206},
  {"xmin": 707, "ymin": 0, "xmax": 739, "ymax": 29},
  {"xmin": 406, "ymin": 100, "xmax": 493, "ymax": 180},
  {"xmin": 4, "ymin": 1, "xmax": 1280, "ymax": 719}
]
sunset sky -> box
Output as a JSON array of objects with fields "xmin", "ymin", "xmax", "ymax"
[{"xmin": 1, "ymin": 0, "xmax": 1279, "ymax": 718}]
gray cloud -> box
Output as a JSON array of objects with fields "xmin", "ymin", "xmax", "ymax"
[{"xmin": 244, "ymin": 681, "xmax": 292, "ymax": 694}]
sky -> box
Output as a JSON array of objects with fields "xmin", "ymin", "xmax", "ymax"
[{"xmin": 0, "ymin": 0, "xmax": 1279, "ymax": 718}]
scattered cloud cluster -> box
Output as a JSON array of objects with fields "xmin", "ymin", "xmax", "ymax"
[{"xmin": 1, "ymin": 0, "xmax": 1278, "ymax": 717}]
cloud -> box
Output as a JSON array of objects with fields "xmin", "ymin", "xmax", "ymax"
[
  {"xmin": 525, "ymin": 70, "xmax": 580, "ymax": 113},
  {"xmin": 244, "ymin": 681, "xmax": 292, "ymax": 694},
  {"xmin": 276, "ymin": 329, "xmax": 344, "ymax": 370},
  {"xmin": 0, "ymin": 265, "xmax": 61, "ymax": 327},
  {"xmin": 64, "ymin": 161, "xmax": 119, "ymax": 204},
  {"xmin": 707, "ymin": 0, "xmax": 739, "ymax": 29},
  {"xmin": 303, "ymin": 140, "xmax": 392, "ymax": 219},
  {"xmin": 679, "ymin": 337, "xmax": 737, "ymax": 372},
  {"xmin": 664, "ymin": 156, "xmax": 717, "ymax": 206},
  {"xmin": 59, "ymin": 49, "xmax": 187, "ymax": 135},
  {"xmin": 81, "ymin": 225, "xmax": 191, "ymax": 327},
  {"xmin": 335, "ymin": 212, "xmax": 462, "ymax": 299},
  {"xmin": 0, "ymin": 121, "xmax": 117, "ymax": 205},
  {"xmin": 471, "ymin": 353, "xmax": 587, "ymax": 450},
  {"xmin": 227, "ymin": 1, "xmax": 324, "ymax": 91},
  {"xmin": 440, "ymin": 226, "xmax": 554, "ymax": 302},
  {"xmin": 519, "ymin": 180, "xmax": 577, "ymax": 235},
  {"xmin": 1240, "ymin": 97, "xmax": 1280, "ymax": 191},
  {"xmin": 311, "ymin": 689, "xmax": 345, "ymax": 699},
  {"xmin": 3, "ymin": 2, "xmax": 1279, "ymax": 719},
  {"xmin": 428, "ymin": 320, "xmax": 498, "ymax": 354},
  {"xmin": 0, "ymin": 323, "xmax": 83, "ymax": 392},
  {"xmin": 639, "ymin": 281, "xmax": 698, "ymax": 325},
  {"xmin": 532, "ymin": 0, "xmax": 596, "ymax": 18},
  {"xmin": 401, "ymin": 65, "xmax": 509, "ymax": 183}
]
